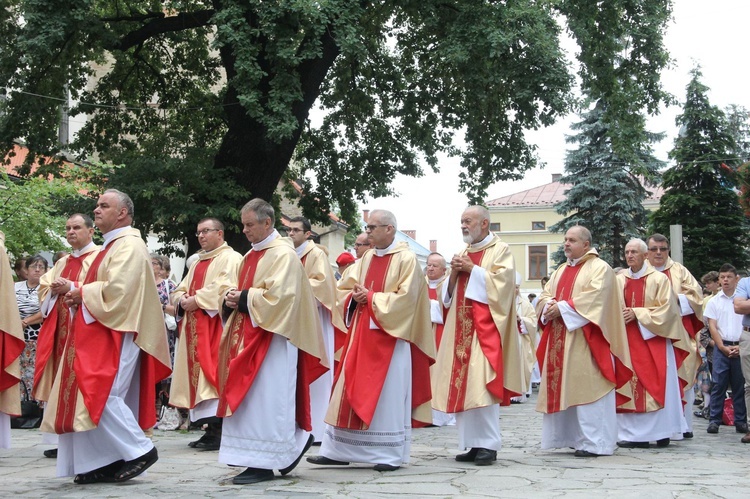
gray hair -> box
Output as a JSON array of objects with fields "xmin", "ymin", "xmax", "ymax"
[
  {"xmin": 568, "ymin": 225, "xmax": 592, "ymax": 244},
  {"xmin": 369, "ymin": 209, "xmax": 397, "ymax": 231},
  {"xmin": 241, "ymin": 198, "xmax": 276, "ymax": 224},
  {"xmin": 465, "ymin": 205, "xmax": 490, "ymax": 223},
  {"xmin": 626, "ymin": 238, "xmax": 648, "ymax": 253},
  {"xmin": 103, "ymin": 189, "xmax": 134, "ymax": 219}
]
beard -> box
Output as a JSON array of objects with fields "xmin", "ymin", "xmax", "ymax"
[{"xmin": 462, "ymin": 226, "xmax": 481, "ymax": 244}]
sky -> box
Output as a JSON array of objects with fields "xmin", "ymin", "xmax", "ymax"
[{"xmin": 361, "ymin": 0, "xmax": 750, "ymax": 257}]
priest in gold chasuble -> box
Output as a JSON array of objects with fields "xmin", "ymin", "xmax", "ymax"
[
  {"xmin": 217, "ymin": 199, "xmax": 328, "ymax": 486},
  {"xmin": 536, "ymin": 226, "xmax": 633, "ymax": 457},
  {"xmin": 615, "ymin": 239, "xmax": 693, "ymax": 449},
  {"xmin": 432, "ymin": 206, "xmax": 524, "ymax": 466},
  {"xmin": 309, "ymin": 209, "xmax": 434, "ymax": 472},
  {"xmin": 170, "ymin": 218, "xmax": 242, "ymax": 450}
]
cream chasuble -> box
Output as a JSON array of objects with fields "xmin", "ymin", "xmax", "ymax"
[{"xmin": 0, "ymin": 233, "xmax": 23, "ymax": 417}]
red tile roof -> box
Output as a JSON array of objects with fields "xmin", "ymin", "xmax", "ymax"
[{"xmin": 487, "ymin": 177, "xmax": 664, "ymax": 207}]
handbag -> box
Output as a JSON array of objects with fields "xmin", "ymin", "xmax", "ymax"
[
  {"xmin": 722, "ymin": 396, "xmax": 735, "ymax": 426},
  {"xmin": 10, "ymin": 380, "xmax": 43, "ymax": 429}
]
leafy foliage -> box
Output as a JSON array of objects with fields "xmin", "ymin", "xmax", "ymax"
[
  {"xmin": 650, "ymin": 67, "xmax": 750, "ymax": 276},
  {"xmin": 1, "ymin": 0, "xmax": 674, "ymax": 251},
  {"xmin": 550, "ymin": 99, "xmax": 664, "ymax": 267}
]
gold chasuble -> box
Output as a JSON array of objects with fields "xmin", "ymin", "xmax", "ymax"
[
  {"xmin": 34, "ymin": 247, "xmax": 99, "ymax": 402},
  {"xmin": 0, "ymin": 233, "xmax": 24, "ymax": 416},
  {"xmin": 616, "ymin": 265, "xmax": 694, "ymax": 413},
  {"xmin": 535, "ymin": 250, "xmax": 634, "ymax": 414},
  {"xmin": 217, "ymin": 236, "xmax": 328, "ymax": 430},
  {"xmin": 170, "ymin": 243, "xmax": 242, "ymax": 410},
  {"xmin": 41, "ymin": 228, "xmax": 172, "ymax": 434},
  {"xmin": 658, "ymin": 257, "xmax": 702, "ymax": 391},
  {"xmin": 326, "ymin": 242, "xmax": 435, "ymax": 429},
  {"xmin": 299, "ymin": 242, "xmax": 347, "ymax": 360},
  {"xmin": 517, "ymin": 295, "xmax": 538, "ymax": 393},
  {"xmin": 432, "ymin": 235, "xmax": 525, "ymax": 413}
]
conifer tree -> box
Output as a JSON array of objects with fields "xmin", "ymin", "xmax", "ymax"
[
  {"xmin": 551, "ymin": 99, "xmax": 664, "ymax": 267},
  {"xmin": 650, "ymin": 68, "xmax": 749, "ymax": 276}
]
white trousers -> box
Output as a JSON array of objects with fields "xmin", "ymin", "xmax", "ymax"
[
  {"xmin": 57, "ymin": 334, "xmax": 154, "ymax": 476},
  {"xmin": 320, "ymin": 339, "xmax": 412, "ymax": 467},
  {"xmin": 218, "ymin": 334, "xmax": 309, "ymax": 470},
  {"xmin": 0, "ymin": 413, "xmax": 9, "ymax": 449},
  {"xmin": 457, "ymin": 404, "xmax": 502, "ymax": 451},
  {"xmin": 618, "ymin": 341, "xmax": 687, "ymax": 441},
  {"xmin": 541, "ymin": 389, "xmax": 617, "ymax": 455},
  {"xmin": 309, "ymin": 304, "xmax": 335, "ymax": 443}
]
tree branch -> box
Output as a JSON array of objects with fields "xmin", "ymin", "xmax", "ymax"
[{"xmin": 111, "ymin": 10, "xmax": 215, "ymax": 52}]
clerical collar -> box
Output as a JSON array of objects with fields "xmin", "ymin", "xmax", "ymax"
[
  {"xmin": 374, "ymin": 239, "xmax": 397, "ymax": 257},
  {"xmin": 470, "ymin": 233, "xmax": 493, "ymax": 249},
  {"xmin": 567, "ymin": 256, "xmax": 583, "ymax": 266},
  {"xmin": 72, "ymin": 241, "xmax": 96, "ymax": 257},
  {"xmin": 654, "ymin": 264, "xmax": 666, "ymax": 272},
  {"xmin": 628, "ymin": 263, "xmax": 647, "ymax": 278},
  {"xmin": 200, "ymin": 242, "xmax": 228, "ymax": 260},
  {"xmin": 295, "ymin": 240, "xmax": 310, "ymax": 257},
  {"xmin": 101, "ymin": 226, "xmax": 130, "ymax": 249},
  {"xmin": 428, "ymin": 278, "xmax": 442, "ymax": 288},
  {"xmin": 251, "ymin": 230, "xmax": 279, "ymax": 252}
]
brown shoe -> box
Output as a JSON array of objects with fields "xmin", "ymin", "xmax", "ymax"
[{"xmin": 741, "ymin": 432, "xmax": 750, "ymax": 444}]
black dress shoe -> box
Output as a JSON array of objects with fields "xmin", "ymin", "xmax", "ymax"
[
  {"xmin": 656, "ymin": 438, "xmax": 670, "ymax": 448},
  {"xmin": 373, "ymin": 463, "xmax": 400, "ymax": 471},
  {"xmin": 43, "ymin": 448, "xmax": 57, "ymax": 458},
  {"xmin": 306, "ymin": 455, "xmax": 350, "ymax": 466},
  {"xmin": 474, "ymin": 448, "xmax": 497, "ymax": 466},
  {"xmin": 194, "ymin": 435, "xmax": 221, "ymax": 451},
  {"xmin": 73, "ymin": 460, "xmax": 124, "ymax": 485},
  {"xmin": 736, "ymin": 423, "xmax": 749, "ymax": 434},
  {"xmin": 574, "ymin": 450, "xmax": 599, "ymax": 457},
  {"xmin": 113, "ymin": 447, "xmax": 158, "ymax": 482},
  {"xmin": 233, "ymin": 467, "xmax": 274, "ymax": 485},
  {"xmin": 188, "ymin": 432, "xmax": 211, "ymax": 448},
  {"xmin": 455, "ymin": 448, "xmax": 479, "ymax": 462},
  {"xmin": 279, "ymin": 434, "xmax": 314, "ymax": 476},
  {"xmin": 683, "ymin": 431, "xmax": 694, "ymax": 438},
  {"xmin": 617, "ymin": 441, "xmax": 649, "ymax": 449}
]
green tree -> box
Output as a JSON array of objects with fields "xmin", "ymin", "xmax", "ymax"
[
  {"xmin": 650, "ymin": 67, "xmax": 749, "ymax": 277},
  {"xmin": 1, "ymin": 0, "xmax": 674, "ymax": 252},
  {"xmin": 550, "ymin": 99, "xmax": 664, "ymax": 268}
]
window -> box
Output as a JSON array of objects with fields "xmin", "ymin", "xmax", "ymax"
[
  {"xmin": 531, "ymin": 221, "xmax": 546, "ymax": 231},
  {"xmin": 529, "ymin": 246, "xmax": 548, "ymax": 280},
  {"xmin": 490, "ymin": 222, "xmax": 501, "ymax": 233}
]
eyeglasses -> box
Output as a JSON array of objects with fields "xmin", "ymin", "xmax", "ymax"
[
  {"xmin": 648, "ymin": 247, "xmax": 669, "ymax": 253},
  {"xmin": 28, "ymin": 264, "xmax": 47, "ymax": 271},
  {"xmin": 354, "ymin": 243, "xmax": 370, "ymax": 247},
  {"xmin": 287, "ymin": 228, "xmax": 306, "ymax": 233},
  {"xmin": 195, "ymin": 229, "xmax": 220, "ymax": 237},
  {"xmin": 365, "ymin": 224, "xmax": 389, "ymax": 232}
]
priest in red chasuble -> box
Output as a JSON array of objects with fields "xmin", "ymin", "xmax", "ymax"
[
  {"xmin": 616, "ymin": 238, "xmax": 694, "ymax": 449},
  {"xmin": 287, "ymin": 216, "xmax": 347, "ymax": 445},
  {"xmin": 170, "ymin": 218, "xmax": 242, "ymax": 451},
  {"xmin": 646, "ymin": 233, "xmax": 703, "ymax": 439},
  {"xmin": 307, "ymin": 209, "xmax": 435, "ymax": 472},
  {"xmin": 217, "ymin": 199, "xmax": 328, "ymax": 485},
  {"xmin": 44, "ymin": 190, "xmax": 172, "ymax": 483},
  {"xmin": 35, "ymin": 214, "xmax": 99, "ymax": 458},
  {"xmin": 536, "ymin": 226, "xmax": 633, "ymax": 457},
  {"xmin": 431, "ymin": 206, "xmax": 525, "ymax": 466},
  {"xmin": 0, "ymin": 231, "xmax": 24, "ymax": 449}
]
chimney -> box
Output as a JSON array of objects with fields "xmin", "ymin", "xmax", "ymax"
[
  {"xmin": 403, "ymin": 230, "xmax": 416, "ymax": 240},
  {"xmin": 430, "ymin": 240, "xmax": 437, "ymax": 252},
  {"xmin": 363, "ymin": 210, "xmax": 369, "ymax": 223},
  {"xmin": 552, "ymin": 173, "xmax": 562, "ymax": 183}
]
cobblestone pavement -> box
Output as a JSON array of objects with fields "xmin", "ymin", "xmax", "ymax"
[{"xmin": 1, "ymin": 392, "xmax": 748, "ymax": 498}]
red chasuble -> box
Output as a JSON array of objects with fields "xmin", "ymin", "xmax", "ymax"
[
  {"xmin": 537, "ymin": 263, "xmax": 631, "ymax": 413},
  {"xmin": 33, "ymin": 255, "xmax": 86, "ymax": 400},
  {"xmin": 444, "ymin": 250, "xmax": 516, "ymax": 412},
  {"xmin": 182, "ymin": 258, "xmax": 224, "ymax": 407},
  {"xmin": 217, "ymin": 250, "xmax": 326, "ymax": 430},
  {"xmin": 619, "ymin": 275, "xmax": 667, "ymax": 412},
  {"xmin": 53, "ymin": 245, "xmax": 170, "ymax": 433}
]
